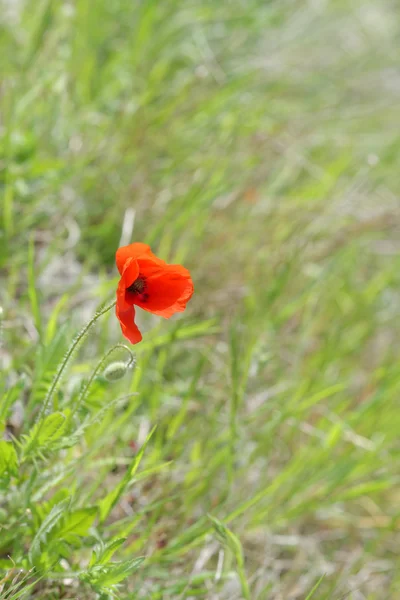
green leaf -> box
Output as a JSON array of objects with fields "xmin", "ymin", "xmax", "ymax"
[
  {"xmin": 24, "ymin": 0, "xmax": 56, "ymax": 70},
  {"xmin": 28, "ymin": 323, "xmax": 69, "ymax": 412},
  {"xmin": 208, "ymin": 515, "xmax": 250, "ymax": 600},
  {"xmin": 0, "ymin": 441, "xmax": 18, "ymax": 478},
  {"xmin": 28, "ymin": 236, "xmax": 42, "ymax": 337},
  {"xmin": 32, "ymin": 488, "xmax": 71, "ymax": 526},
  {"xmin": 29, "ymin": 501, "xmax": 98, "ymax": 569},
  {"xmin": 99, "ymin": 426, "xmax": 156, "ymax": 522},
  {"xmin": 89, "ymin": 538, "xmax": 127, "ymax": 567},
  {"xmin": 208, "ymin": 515, "xmax": 242, "ymax": 556},
  {"xmin": 35, "ymin": 412, "xmax": 68, "ymax": 444},
  {"xmin": 21, "ymin": 411, "xmax": 70, "ymax": 460},
  {"xmin": 81, "ymin": 557, "xmax": 145, "ymax": 591},
  {"xmin": 305, "ymin": 574, "xmax": 326, "ymax": 599},
  {"xmin": 51, "ymin": 507, "xmax": 98, "ymax": 544},
  {"xmin": 29, "ymin": 499, "xmax": 70, "ymax": 567},
  {"xmin": 45, "ymin": 294, "xmax": 69, "ymax": 345}
]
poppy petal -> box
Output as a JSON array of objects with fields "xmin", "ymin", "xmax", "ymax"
[
  {"xmin": 116, "ymin": 243, "xmax": 153, "ymax": 274},
  {"xmin": 134, "ymin": 259, "xmax": 194, "ymax": 318},
  {"xmin": 117, "ymin": 258, "xmax": 140, "ymax": 310},
  {"xmin": 115, "ymin": 304, "xmax": 142, "ymax": 344}
]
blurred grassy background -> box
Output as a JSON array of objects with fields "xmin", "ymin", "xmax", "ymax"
[{"xmin": 1, "ymin": 0, "xmax": 400, "ymax": 598}]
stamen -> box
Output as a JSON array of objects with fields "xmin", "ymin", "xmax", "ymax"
[{"xmin": 127, "ymin": 277, "xmax": 146, "ymax": 294}]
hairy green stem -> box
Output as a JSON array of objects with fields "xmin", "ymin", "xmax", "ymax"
[
  {"xmin": 71, "ymin": 342, "xmax": 135, "ymax": 415},
  {"xmin": 38, "ymin": 300, "xmax": 116, "ymax": 421}
]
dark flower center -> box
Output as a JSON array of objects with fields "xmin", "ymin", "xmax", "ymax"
[{"xmin": 127, "ymin": 277, "xmax": 146, "ymax": 294}]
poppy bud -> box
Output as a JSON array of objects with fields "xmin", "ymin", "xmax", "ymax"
[{"xmin": 103, "ymin": 360, "xmax": 134, "ymax": 382}]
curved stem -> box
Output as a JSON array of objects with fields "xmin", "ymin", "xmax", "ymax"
[
  {"xmin": 72, "ymin": 343, "xmax": 135, "ymax": 416},
  {"xmin": 38, "ymin": 300, "xmax": 116, "ymax": 421}
]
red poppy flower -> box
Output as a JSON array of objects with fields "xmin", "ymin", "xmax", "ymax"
[{"xmin": 115, "ymin": 243, "xmax": 194, "ymax": 344}]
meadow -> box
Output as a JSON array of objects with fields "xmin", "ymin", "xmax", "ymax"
[{"xmin": 1, "ymin": 0, "xmax": 400, "ymax": 598}]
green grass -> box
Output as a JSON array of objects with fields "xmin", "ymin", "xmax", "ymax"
[{"xmin": 1, "ymin": 0, "xmax": 400, "ymax": 598}]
